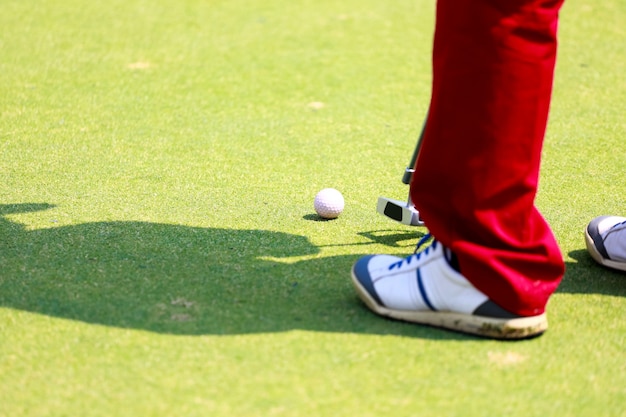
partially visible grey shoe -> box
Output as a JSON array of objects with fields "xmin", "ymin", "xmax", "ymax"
[
  {"xmin": 350, "ymin": 238, "xmax": 548, "ymax": 340},
  {"xmin": 585, "ymin": 215, "xmax": 626, "ymax": 272}
]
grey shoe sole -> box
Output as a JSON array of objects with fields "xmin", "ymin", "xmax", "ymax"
[{"xmin": 351, "ymin": 267, "xmax": 548, "ymax": 340}]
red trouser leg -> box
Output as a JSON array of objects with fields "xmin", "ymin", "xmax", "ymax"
[{"xmin": 411, "ymin": 0, "xmax": 565, "ymax": 316}]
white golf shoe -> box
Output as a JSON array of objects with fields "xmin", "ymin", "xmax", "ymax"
[{"xmin": 351, "ymin": 238, "xmax": 548, "ymax": 339}]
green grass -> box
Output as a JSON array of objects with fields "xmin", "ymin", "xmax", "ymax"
[{"xmin": 1, "ymin": 0, "xmax": 625, "ymax": 415}]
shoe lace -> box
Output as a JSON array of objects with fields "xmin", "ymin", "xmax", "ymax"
[
  {"xmin": 388, "ymin": 233, "xmax": 435, "ymax": 270},
  {"xmin": 610, "ymin": 220, "xmax": 626, "ymax": 230}
]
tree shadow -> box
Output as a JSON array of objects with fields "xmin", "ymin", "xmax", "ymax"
[
  {"xmin": 559, "ymin": 249, "xmax": 626, "ymax": 297},
  {"xmin": 358, "ymin": 229, "xmax": 425, "ymax": 248},
  {"xmin": 0, "ymin": 203, "xmax": 465, "ymax": 339}
]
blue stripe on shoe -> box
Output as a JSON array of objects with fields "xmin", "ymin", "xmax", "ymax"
[
  {"xmin": 417, "ymin": 269, "xmax": 436, "ymax": 311},
  {"xmin": 353, "ymin": 255, "xmax": 384, "ymax": 306}
]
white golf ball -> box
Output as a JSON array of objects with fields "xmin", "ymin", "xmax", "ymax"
[{"xmin": 314, "ymin": 188, "xmax": 344, "ymax": 219}]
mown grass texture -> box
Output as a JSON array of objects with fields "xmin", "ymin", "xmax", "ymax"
[{"xmin": 0, "ymin": 0, "xmax": 624, "ymax": 416}]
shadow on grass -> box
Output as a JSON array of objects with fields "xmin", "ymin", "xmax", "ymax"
[
  {"xmin": 0, "ymin": 203, "xmax": 465, "ymax": 340},
  {"xmin": 559, "ymin": 249, "xmax": 626, "ymax": 297}
]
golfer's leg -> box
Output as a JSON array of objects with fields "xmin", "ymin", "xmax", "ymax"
[{"xmin": 411, "ymin": 0, "xmax": 565, "ymax": 316}]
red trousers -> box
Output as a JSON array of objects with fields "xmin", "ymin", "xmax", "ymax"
[{"xmin": 411, "ymin": 0, "xmax": 565, "ymax": 316}]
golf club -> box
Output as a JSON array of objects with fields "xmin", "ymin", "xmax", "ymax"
[{"xmin": 376, "ymin": 117, "xmax": 426, "ymax": 226}]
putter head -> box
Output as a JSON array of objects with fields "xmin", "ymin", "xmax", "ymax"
[{"xmin": 377, "ymin": 197, "xmax": 424, "ymax": 226}]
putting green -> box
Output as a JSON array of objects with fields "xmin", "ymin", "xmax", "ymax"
[{"xmin": 1, "ymin": 0, "xmax": 624, "ymax": 415}]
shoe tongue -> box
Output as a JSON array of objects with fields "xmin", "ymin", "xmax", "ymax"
[{"xmin": 444, "ymin": 248, "xmax": 461, "ymax": 272}]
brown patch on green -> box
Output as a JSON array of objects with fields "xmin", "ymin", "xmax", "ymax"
[
  {"xmin": 171, "ymin": 297, "xmax": 195, "ymax": 308},
  {"xmin": 307, "ymin": 101, "xmax": 325, "ymax": 110},
  {"xmin": 127, "ymin": 61, "xmax": 151, "ymax": 70},
  {"xmin": 170, "ymin": 313, "xmax": 192, "ymax": 322},
  {"xmin": 488, "ymin": 351, "xmax": 527, "ymax": 366}
]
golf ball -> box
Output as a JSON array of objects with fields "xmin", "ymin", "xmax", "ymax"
[{"xmin": 314, "ymin": 188, "xmax": 344, "ymax": 219}]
